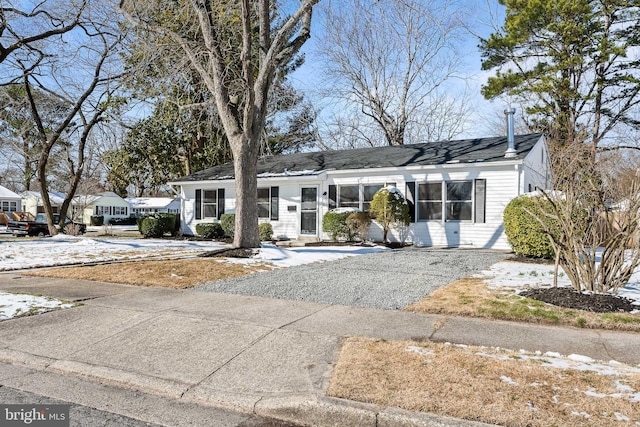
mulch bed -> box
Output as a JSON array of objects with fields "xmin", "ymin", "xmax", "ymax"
[
  {"xmin": 198, "ymin": 248, "xmax": 256, "ymax": 258},
  {"xmin": 520, "ymin": 287, "xmax": 638, "ymax": 313}
]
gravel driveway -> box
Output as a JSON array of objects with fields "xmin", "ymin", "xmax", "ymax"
[{"xmin": 196, "ymin": 248, "xmax": 507, "ymax": 310}]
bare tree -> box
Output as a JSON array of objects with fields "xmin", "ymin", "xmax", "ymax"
[
  {"xmin": 318, "ymin": 0, "xmax": 469, "ymax": 147},
  {"xmin": 0, "ymin": 0, "xmax": 86, "ymax": 65},
  {"xmin": 533, "ymin": 143, "xmax": 640, "ymax": 294},
  {"xmin": 2, "ymin": 1, "xmax": 127, "ymax": 235},
  {"xmin": 121, "ymin": 0, "xmax": 320, "ymax": 248}
]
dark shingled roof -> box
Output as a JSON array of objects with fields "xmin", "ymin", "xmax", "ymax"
[{"xmin": 174, "ymin": 133, "xmax": 543, "ymax": 182}]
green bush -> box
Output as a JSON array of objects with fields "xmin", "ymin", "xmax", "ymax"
[
  {"xmin": 196, "ymin": 223, "xmax": 224, "ymax": 239},
  {"xmin": 322, "ymin": 209, "xmax": 356, "ymax": 240},
  {"xmin": 259, "ymin": 222, "xmax": 273, "ymax": 241},
  {"xmin": 90, "ymin": 215, "xmax": 104, "ymax": 226},
  {"xmin": 158, "ymin": 213, "xmax": 179, "ymax": 236},
  {"xmin": 503, "ymin": 195, "xmax": 554, "ymax": 259},
  {"xmin": 136, "ymin": 216, "xmax": 146, "ymax": 233},
  {"xmin": 369, "ymin": 187, "xmax": 410, "ymax": 243},
  {"xmin": 220, "ymin": 213, "xmax": 235, "ymax": 237},
  {"xmin": 140, "ymin": 217, "xmax": 164, "ymax": 238},
  {"xmin": 346, "ymin": 212, "xmax": 372, "ymax": 241}
]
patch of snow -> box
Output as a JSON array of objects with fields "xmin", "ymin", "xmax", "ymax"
[
  {"xmin": 475, "ymin": 259, "xmax": 640, "ymax": 306},
  {"xmin": 584, "ymin": 388, "xmax": 607, "ymax": 398},
  {"xmin": 500, "ymin": 375, "xmax": 518, "ymax": 386},
  {"xmin": 0, "ymin": 236, "xmax": 229, "ymax": 271},
  {"xmin": 0, "ymin": 292, "xmax": 73, "ymax": 320},
  {"xmin": 406, "ymin": 346, "xmax": 435, "ymax": 357},
  {"xmin": 571, "ymin": 411, "xmax": 591, "ymax": 419},
  {"xmin": 614, "ymin": 413, "xmax": 630, "ymax": 421},
  {"xmin": 568, "ymin": 354, "xmax": 595, "ymax": 364},
  {"xmin": 224, "ymin": 243, "xmax": 388, "ymax": 268}
]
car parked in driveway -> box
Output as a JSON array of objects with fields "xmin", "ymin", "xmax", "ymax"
[{"xmin": 7, "ymin": 214, "xmax": 86, "ymax": 237}]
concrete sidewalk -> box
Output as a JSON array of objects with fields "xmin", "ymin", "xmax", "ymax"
[{"xmin": 1, "ymin": 272, "xmax": 639, "ymax": 427}]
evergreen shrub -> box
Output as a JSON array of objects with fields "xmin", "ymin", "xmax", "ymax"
[
  {"xmin": 196, "ymin": 223, "xmax": 224, "ymax": 239},
  {"xmin": 220, "ymin": 214, "xmax": 235, "ymax": 237},
  {"xmin": 259, "ymin": 222, "xmax": 274, "ymax": 241},
  {"xmin": 503, "ymin": 195, "xmax": 554, "ymax": 259}
]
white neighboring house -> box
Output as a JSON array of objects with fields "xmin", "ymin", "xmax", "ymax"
[
  {"xmin": 74, "ymin": 192, "xmax": 130, "ymax": 225},
  {"xmin": 169, "ymin": 132, "xmax": 551, "ymax": 249},
  {"xmin": 126, "ymin": 197, "xmax": 181, "ymax": 217},
  {"xmin": 0, "ymin": 185, "xmax": 22, "ymax": 215},
  {"xmin": 22, "ymin": 191, "xmax": 67, "ymax": 215}
]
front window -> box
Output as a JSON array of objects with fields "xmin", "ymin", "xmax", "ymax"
[
  {"xmin": 418, "ymin": 182, "xmax": 442, "ymax": 220},
  {"xmin": 113, "ymin": 206, "xmax": 128, "ymax": 216},
  {"xmin": 95, "ymin": 206, "xmax": 110, "ymax": 215},
  {"xmin": 446, "ymin": 181, "xmax": 473, "ymax": 221},
  {"xmin": 2, "ymin": 201, "xmax": 19, "ymax": 212},
  {"xmin": 363, "ymin": 184, "xmax": 383, "ymax": 212},
  {"xmin": 257, "ymin": 188, "xmax": 270, "ymax": 218},
  {"xmin": 203, "ymin": 190, "xmax": 217, "ymax": 218},
  {"xmin": 338, "ymin": 185, "xmax": 359, "ymax": 209}
]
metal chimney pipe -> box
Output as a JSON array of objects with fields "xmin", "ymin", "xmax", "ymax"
[{"xmin": 504, "ymin": 108, "xmax": 517, "ymax": 158}]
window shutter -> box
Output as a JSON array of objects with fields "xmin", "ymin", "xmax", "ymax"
[
  {"xmin": 328, "ymin": 185, "xmax": 337, "ymax": 210},
  {"xmin": 270, "ymin": 186, "xmax": 279, "ymax": 221},
  {"xmin": 217, "ymin": 189, "xmax": 225, "ymax": 219},
  {"xmin": 195, "ymin": 189, "xmax": 202, "ymax": 220},
  {"xmin": 474, "ymin": 179, "xmax": 486, "ymax": 223},
  {"xmin": 405, "ymin": 182, "xmax": 416, "ymax": 223},
  {"xmin": 95, "ymin": 206, "xmax": 98, "ymax": 216}
]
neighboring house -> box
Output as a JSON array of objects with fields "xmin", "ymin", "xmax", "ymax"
[
  {"xmin": 169, "ymin": 132, "xmax": 551, "ymax": 249},
  {"xmin": 0, "ymin": 185, "xmax": 22, "ymax": 214},
  {"xmin": 22, "ymin": 191, "xmax": 67, "ymax": 216},
  {"xmin": 74, "ymin": 192, "xmax": 130, "ymax": 225},
  {"xmin": 0, "ymin": 185, "xmax": 22, "ymax": 225},
  {"xmin": 126, "ymin": 197, "xmax": 181, "ymax": 217}
]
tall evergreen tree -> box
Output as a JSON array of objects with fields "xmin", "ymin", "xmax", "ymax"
[{"xmin": 480, "ymin": 0, "xmax": 640, "ymax": 156}]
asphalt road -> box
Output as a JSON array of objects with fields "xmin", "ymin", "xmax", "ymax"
[{"xmin": 0, "ymin": 385, "xmax": 301, "ymax": 427}]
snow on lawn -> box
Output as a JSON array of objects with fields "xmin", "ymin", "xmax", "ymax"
[
  {"xmin": 246, "ymin": 244, "xmax": 388, "ymax": 268},
  {"xmin": 0, "ymin": 292, "xmax": 74, "ymax": 320},
  {"xmin": 0, "ymin": 235, "xmax": 387, "ymax": 320},
  {"xmin": 475, "ymin": 260, "xmax": 640, "ymax": 307},
  {"xmin": 0, "ymin": 235, "xmax": 387, "ymax": 271},
  {"xmin": 0, "ymin": 234, "xmax": 229, "ymax": 271}
]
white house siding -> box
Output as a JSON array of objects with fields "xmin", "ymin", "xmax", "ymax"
[
  {"xmin": 522, "ymin": 138, "xmax": 551, "ymax": 192},
  {"xmin": 321, "ymin": 164, "xmax": 523, "ymax": 249},
  {"xmin": 178, "ymin": 158, "xmax": 543, "ymax": 249}
]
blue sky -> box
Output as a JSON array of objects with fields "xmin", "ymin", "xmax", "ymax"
[{"xmin": 288, "ymin": 0, "xmax": 511, "ymax": 140}]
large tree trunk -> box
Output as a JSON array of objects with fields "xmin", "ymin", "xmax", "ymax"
[{"xmin": 231, "ymin": 134, "xmax": 260, "ymax": 248}]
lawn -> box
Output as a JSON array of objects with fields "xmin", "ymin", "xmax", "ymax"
[{"xmin": 328, "ymin": 337, "xmax": 640, "ymax": 427}]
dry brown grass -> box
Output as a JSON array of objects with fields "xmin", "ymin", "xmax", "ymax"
[
  {"xmin": 328, "ymin": 337, "xmax": 640, "ymax": 427},
  {"xmin": 405, "ymin": 277, "xmax": 640, "ymax": 332},
  {"xmin": 25, "ymin": 259, "xmax": 271, "ymax": 289}
]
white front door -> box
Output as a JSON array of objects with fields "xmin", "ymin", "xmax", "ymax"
[{"xmin": 300, "ymin": 186, "xmax": 318, "ymax": 236}]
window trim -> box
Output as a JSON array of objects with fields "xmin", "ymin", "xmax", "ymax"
[
  {"xmin": 334, "ymin": 183, "xmax": 386, "ymax": 212},
  {"xmin": 416, "ymin": 180, "xmax": 485, "ymax": 223},
  {"xmin": 202, "ymin": 189, "xmax": 218, "ymax": 219}
]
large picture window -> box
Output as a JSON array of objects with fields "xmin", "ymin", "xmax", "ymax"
[
  {"xmin": 331, "ymin": 184, "xmax": 385, "ymax": 212},
  {"xmin": 416, "ymin": 180, "xmax": 484, "ymax": 222}
]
